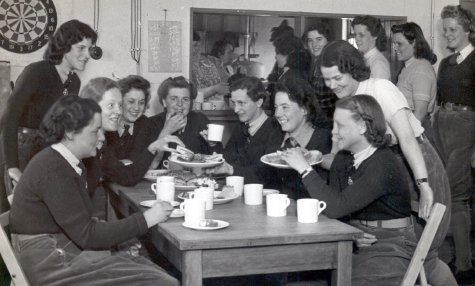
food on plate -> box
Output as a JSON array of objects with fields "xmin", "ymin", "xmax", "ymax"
[
  {"xmin": 165, "ymin": 170, "xmax": 197, "ymax": 186},
  {"xmin": 188, "ymin": 177, "xmax": 217, "ymax": 189},
  {"xmin": 265, "ymin": 150, "xmax": 315, "ymax": 165},
  {"xmin": 217, "ymin": 185, "xmax": 235, "ymax": 199},
  {"xmin": 199, "ymin": 219, "xmax": 218, "ymax": 227},
  {"xmin": 174, "ymin": 151, "xmax": 224, "ymax": 163}
]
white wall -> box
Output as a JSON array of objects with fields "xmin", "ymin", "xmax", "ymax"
[{"xmin": 0, "ymin": 0, "xmax": 459, "ymax": 115}]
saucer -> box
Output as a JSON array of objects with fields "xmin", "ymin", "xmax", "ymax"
[
  {"xmin": 140, "ymin": 200, "xmax": 180, "ymax": 208},
  {"xmin": 170, "ymin": 208, "xmax": 184, "ymax": 218},
  {"xmin": 182, "ymin": 219, "xmax": 229, "ymax": 230}
]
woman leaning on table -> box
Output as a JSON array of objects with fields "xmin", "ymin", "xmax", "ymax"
[
  {"xmin": 2, "ymin": 19, "xmax": 97, "ymax": 183},
  {"xmin": 281, "ymin": 95, "xmax": 456, "ymax": 286},
  {"xmin": 272, "ymin": 77, "xmax": 331, "ymax": 199},
  {"xmin": 319, "ymin": 40, "xmax": 453, "ymax": 285},
  {"xmin": 391, "ymin": 22, "xmax": 437, "ymax": 143},
  {"xmin": 9, "ymin": 96, "xmax": 179, "ymax": 286}
]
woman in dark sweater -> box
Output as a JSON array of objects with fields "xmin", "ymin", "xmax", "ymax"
[
  {"xmin": 282, "ymin": 95, "xmax": 456, "ymax": 286},
  {"xmin": 272, "ymin": 77, "xmax": 331, "ymax": 199},
  {"xmin": 2, "ymin": 20, "xmax": 97, "ymax": 183},
  {"xmin": 10, "ymin": 96, "xmax": 179, "ymax": 285}
]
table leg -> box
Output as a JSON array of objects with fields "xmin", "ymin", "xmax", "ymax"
[
  {"xmin": 332, "ymin": 241, "xmax": 352, "ymax": 286},
  {"xmin": 182, "ymin": 250, "xmax": 203, "ymax": 286}
]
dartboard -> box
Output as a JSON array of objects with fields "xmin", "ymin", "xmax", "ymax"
[{"xmin": 0, "ymin": 0, "xmax": 57, "ymax": 53}]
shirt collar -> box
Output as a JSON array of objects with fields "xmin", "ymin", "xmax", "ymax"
[
  {"xmin": 353, "ymin": 145, "xmax": 377, "ymax": 169},
  {"xmin": 457, "ymin": 44, "xmax": 475, "ymax": 63},
  {"xmin": 248, "ymin": 111, "xmax": 268, "ymax": 136},
  {"xmin": 119, "ymin": 119, "xmax": 134, "ymax": 136},
  {"xmin": 51, "ymin": 143, "xmax": 83, "ymax": 175},
  {"xmin": 404, "ymin": 56, "xmax": 416, "ymax": 67}
]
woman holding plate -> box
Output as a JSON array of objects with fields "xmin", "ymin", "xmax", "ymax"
[
  {"xmin": 272, "ymin": 77, "xmax": 331, "ymax": 199},
  {"xmin": 281, "ymin": 95, "xmax": 456, "ymax": 286}
]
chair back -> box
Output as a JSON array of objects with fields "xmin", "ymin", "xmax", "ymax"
[
  {"xmin": 400, "ymin": 203, "xmax": 446, "ymax": 286},
  {"xmin": 0, "ymin": 211, "xmax": 29, "ymax": 285}
]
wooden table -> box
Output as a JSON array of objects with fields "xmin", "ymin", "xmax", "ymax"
[{"xmin": 106, "ymin": 181, "xmax": 362, "ymax": 286}]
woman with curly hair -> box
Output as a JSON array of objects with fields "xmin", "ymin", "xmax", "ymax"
[
  {"xmin": 281, "ymin": 95, "xmax": 414, "ymax": 285},
  {"xmin": 2, "ymin": 20, "xmax": 97, "ymax": 183},
  {"xmin": 319, "ymin": 40, "xmax": 455, "ymax": 286},
  {"xmin": 352, "ymin": 15, "xmax": 391, "ymax": 80},
  {"xmin": 391, "ymin": 22, "xmax": 437, "ymax": 142},
  {"xmin": 273, "ymin": 77, "xmax": 331, "ymax": 199}
]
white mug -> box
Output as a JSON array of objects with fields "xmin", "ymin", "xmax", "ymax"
[
  {"xmin": 151, "ymin": 181, "xmax": 175, "ymax": 202},
  {"xmin": 266, "ymin": 194, "xmax": 290, "ymax": 217},
  {"xmin": 297, "ymin": 198, "xmax": 327, "ymax": 223},
  {"xmin": 190, "ymin": 187, "xmax": 214, "ymax": 210},
  {"xmin": 180, "ymin": 199, "xmax": 206, "ymax": 224},
  {"xmin": 244, "ymin": 184, "xmax": 263, "ymax": 205},
  {"xmin": 225, "ymin": 176, "xmax": 244, "ymax": 196},
  {"xmin": 207, "ymin": 124, "xmax": 224, "ymax": 142}
]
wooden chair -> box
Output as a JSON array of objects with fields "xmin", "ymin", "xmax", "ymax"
[
  {"xmin": 400, "ymin": 202, "xmax": 446, "ymax": 286},
  {"xmin": 0, "ymin": 210, "xmax": 29, "ymax": 285}
]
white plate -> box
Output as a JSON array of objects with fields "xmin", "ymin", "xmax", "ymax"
[
  {"xmin": 182, "ymin": 219, "xmax": 230, "ymax": 230},
  {"xmin": 260, "ymin": 150, "xmax": 323, "ymax": 169},
  {"xmin": 170, "ymin": 208, "xmax": 185, "ymax": 218},
  {"xmin": 169, "ymin": 155, "xmax": 224, "ymax": 168},
  {"xmin": 139, "ymin": 200, "xmax": 180, "ymax": 208},
  {"xmin": 143, "ymin": 169, "xmax": 169, "ymax": 181},
  {"xmin": 177, "ymin": 191, "xmax": 238, "ymax": 204}
]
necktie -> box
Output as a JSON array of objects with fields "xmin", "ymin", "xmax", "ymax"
[
  {"xmin": 449, "ymin": 52, "xmax": 460, "ymax": 65},
  {"xmin": 282, "ymin": 137, "xmax": 300, "ymax": 149},
  {"xmin": 242, "ymin": 123, "xmax": 250, "ymax": 142}
]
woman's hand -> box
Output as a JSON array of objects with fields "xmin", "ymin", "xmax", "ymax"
[
  {"xmin": 143, "ymin": 201, "xmax": 174, "ymax": 227},
  {"xmin": 148, "ymin": 135, "xmax": 185, "ymax": 154},
  {"xmin": 280, "ymin": 148, "xmax": 311, "ymax": 174},
  {"xmin": 161, "ymin": 112, "xmax": 187, "ymax": 136},
  {"xmin": 212, "ymin": 83, "xmax": 229, "ymax": 96},
  {"xmin": 205, "ymin": 161, "xmax": 233, "ymax": 175},
  {"xmin": 199, "ymin": 129, "xmax": 217, "ymax": 147},
  {"xmin": 355, "ymin": 232, "xmax": 378, "ymax": 248},
  {"xmin": 418, "ymin": 183, "xmax": 434, "ymax": 220},
  {"xmin": 7, "ymin": 168, "xmax": 22, "ymax": 184}
]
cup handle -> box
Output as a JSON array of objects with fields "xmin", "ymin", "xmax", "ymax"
[
  {"xmin": 180, "ymin": 202, "xmax": 185, "ymax": 211},
  {"xmin": 317, "ymin": 201, "xmax": 327, "ymax": 215},
  {"xmin": 163, "ymin": 160, "xmax": 169, "ymax": 169},
  {"xmin": 189, "ymin": 193, "xmax": 195, "ymax": 199},
  {"xmin": 151, "ymin": 183, "xmax": 157, "ymax": 194},
  {"xmin": 283, "ymin": 198, "xmax": 290, "ymax": 209}
]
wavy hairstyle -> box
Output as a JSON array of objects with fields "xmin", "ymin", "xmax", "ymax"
[
  {"xmin": 79, "ymin": 77, "xmax": 120, "ymax": 103},
  {"xmin": 157, "ymin": 76, "xmax": 197, "ymax": 104},
  {"xmin": 43, "ymin": 19, "xmax": 97, "ymax": 65},
  {"xmin": 320, "ymin": 40, "xmax": 370, "ymax": 82},
  {"xmin": 352, "ymin": 15, "xmax": 388, "ymax": 52},
  {"xmin": 302, "ymin": 21, "xmax": 333, "ymax": 43},
  {"xmin": 118, "ymin": 75, "xmax": 151, "ymax": 104},
  {"xmin": 441, "ymin": 5, "xmax": 475, "ymax": 45},
  {"xmin": 335, "ymin": 94, "xmax": 390, "ymax": 147},
  {"xmin": 230, "ymin": 76, "xmax": 267, "ymax": 102},
  {"xmin": 391, "ymin": 22, "xmax": 437, "ymax": 64},
  {"xmin": 273, "ymin": 77, "xmax": 327, "ymax": 129},
  {"xmin": 41, "ymin": 95, "xmax": 101, "ymax": 145},
  {"xmin": 209, "ymin": 40, "xmax": 233, "ymax": 58}
]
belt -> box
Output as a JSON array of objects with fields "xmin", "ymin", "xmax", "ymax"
[
  {"xmin": 18, "ymin": 127, "xmax": 40, "ymax": 135},
  {"xmin": 440, "ymin": 102, "xmax": 474, "ymax": 112},
  {"xmin": 350, "ymin": 217, "xmax": 411, "ymax": 229}
]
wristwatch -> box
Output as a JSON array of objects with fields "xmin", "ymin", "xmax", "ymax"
[{"xmin": 415, "ymin": 178, "xmax": 428, "ymax": 187}]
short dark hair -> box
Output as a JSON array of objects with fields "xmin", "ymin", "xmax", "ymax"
[
  {"xmin": 210, "ymin": 40, "xmax": 233, "ymax": 58},
  {"xmin": 273, "ymin": 77, "xmax": 327, "ymax": 129},
  {"xmin": 320, "ymin": 40, "xmax": 370, "ymax": 82},
  {"xmin": 43, "ymin": 20, "xmax": 97, "ymax": 65},
  {"xmin": 157, "ymin": 76, "xmax": 197, "ymax": 104},
  {"xmin": 230, "ymin": 76, "xmax": 267, "ymax": 102},
  {"xmin": 302, "ymin": 21, "xmax": 333, "ymax": 43},
  {"xmin": 441, "ymin": 5, "xmax": 475, "ymax": 45},
  {"xmin": 41, "ymin": 95, "xmax": 101, "ymax": 144},
  {"xmin": 79, "ymin": 77, "xmax": 120, "ymax": 103},
  {"xmin": 118, "ymin": 75, "xmax": 151, "ymax": 104},
  {"xmin": 335, "ymin": 94, "xmax": 390, "ymax": 147},
  {"xmin": 352, "ymin": 15, "xmax": 388, "ymax": 52},
  {"xmin": 274, "ymin": 35, "xmax": 304, "ymax": 56},
  {"xmin": 270, "ymin": 19, "xmax": 294, "ymax": 42},
  {"xmin": 391, "ymin": 22, "xmax": 437, "ymax": 64}
]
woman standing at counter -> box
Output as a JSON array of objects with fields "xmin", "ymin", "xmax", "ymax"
[
  {"xmin": 9, "ymin": 96, "xmax": 179, "ymax": 286},
  {"xmin": 352, "ymin": 15, "xmax": 391, "ymax": 80},
  {"xmin": 2, "ymin": 20, "xmax": 97, "ymax": 183}
]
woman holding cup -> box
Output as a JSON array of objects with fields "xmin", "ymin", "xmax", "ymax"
[{"xmin": 281, "ymin": 95, "xmax": 455, "ymax": 286}]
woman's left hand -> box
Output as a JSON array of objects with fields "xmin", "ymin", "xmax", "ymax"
[
  {"xmin": 418, "ymin": 183, "xmax": 434, "ymax": 219},
  {"xmin": 280, "ymin": 148, "xmax": 311, "ymax": 174},
  {"xmin": 199, "ymin": 129, "xmax": 217, "ymax": 147},
  {"xmin": 148, "ymin": 135, "xmax": 185, "ymax": 154},
  {"xmin": 355, "ymin": 232, "xmax": 378, "ymax": 248}
]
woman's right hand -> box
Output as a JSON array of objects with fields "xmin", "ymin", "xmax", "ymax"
[
  {"xmin": 148, "ymin": 135, "xmax": 185, "ymax": 154},
  {"xmin": 199, "ymin": 129, "xmax": 217, "ymax": 147},
  {"xmin": 213, "ymin": 83, "xmax": 229, "ymax": 96},
  {"xmin": 143, "ymin": 201, "xmax": 174, "ymax": 227},
  {"xmin": 7, "ymin": 168, "xmax": 22, "ymax": 184},
  {"xmin": 162, "ymin": 112, "xmax": 187, "ymax": 136},
  {"xmin": 355, "ymin": 232, "xmax": 378, "ymax": 248}
]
